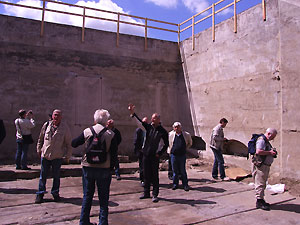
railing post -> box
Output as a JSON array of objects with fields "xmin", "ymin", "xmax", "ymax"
[
  {"xmin": 212, "ymin": 3, "xmax": 215, "ymax": 42},
  {"xmin": 40, "ymin": 0, "xmax": 46, "ymax": 37},
  {"xmin": 117, "ymin": 13, "xmax": 120, "ymax": 47},
  {"xmin": 262, "ymin": 0, "xmax": 266, "ymax": 21},
  {"xmin": 178, "ymin": 24, "xmax": 180, "ymax": 47},
  {"xmin": 192, "ymin": 16, "xmax": 195, "ymax": 50},
  {"xmin": 234, "ymin": 0, "xmax": 237, "ymax": 33},
  {"xmin": 82, "ymin": 7, "xmax": 85, "ymax": 43},
  {"xmin": 144, "ymin": 18, "xmax": 148, "ymax": 51}
]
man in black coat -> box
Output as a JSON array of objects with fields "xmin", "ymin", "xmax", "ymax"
[
  {"xmin": 0, "ymin": 119, "xmax": 6, "ymax": 144},
  {"xmin": 133, "ymin": 117, "xmax": 148, "ymax": 186},
  {"xmin": 107, "ymin": 119, "xmax": 122, "ymax": 180},
  {"xmin": 128, "ymin": 104, "xmax": 169, "ymax": 203}
]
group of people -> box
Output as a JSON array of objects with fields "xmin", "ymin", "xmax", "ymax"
[{"xmin": 9, "ymin": 104, "xmax": 278, "ymax": 224}]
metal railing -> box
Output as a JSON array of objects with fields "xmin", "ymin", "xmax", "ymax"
[
  {"xmin": 179, "ymin": 0, "xmax": 267, "ymax": 50},
  {"xmin": 0, "ymin": 0, "xmax": 266, "ymax": 50}
]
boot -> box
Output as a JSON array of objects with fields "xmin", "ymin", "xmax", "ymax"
[{"xmin": 35, "ymin": 194, "xmax": 44, "ymax": 204}]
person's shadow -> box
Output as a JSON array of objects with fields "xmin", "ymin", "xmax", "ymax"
[
  {"xmin": 271, "ymin": 200, "xmax": 300, "ymax": 213},
  {"xmin": 0, "ymin": 187, "xmax": 36, "ymax": 194},
  {"xmin": 55, "ymin": 196, "xmax": 119, "ymax": 207}
]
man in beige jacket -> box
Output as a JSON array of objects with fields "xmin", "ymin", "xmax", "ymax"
[
  {"xmin": 35, "ymin": 109, "xmax": 72, "ymax": 203},
  {"xmin": 168, "ymin": 122, "xmax": 192, "ymax": 191}
]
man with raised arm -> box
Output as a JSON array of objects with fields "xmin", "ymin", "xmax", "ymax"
[{"xmin": 128, "ymin": 103, "xmax": 169, "ymax": 203}]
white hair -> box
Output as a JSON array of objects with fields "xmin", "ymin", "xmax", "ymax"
[
  {"xmin": 94, "ymin": 109, "xmax": 110, "ymax": 125},
  {"xmin": 173, "ymin": 122, "xmax": 182, "ymax": 128},
  {"xmin": 266, "ymin": 128, "xmax": 277, "ymax": 135}
]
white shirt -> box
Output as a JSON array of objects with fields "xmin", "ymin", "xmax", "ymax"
[{"xmin": 15, "ymin": 118, "xmax": 35, "ymax": 139}]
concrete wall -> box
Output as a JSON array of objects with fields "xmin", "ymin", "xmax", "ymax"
[
  {"xmin": 0, "ymin": 14, "xmax": 193, "ymax": 163},
  {"xmin": 180, "ymin": 0, "xmax": 300, "ymax": 179}
]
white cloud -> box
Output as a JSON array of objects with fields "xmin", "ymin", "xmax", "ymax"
[
  {"xmin": 145, "ymin": 0, "xmax": 178, "ymax": 8},
  {"xmin": 182, "ymin": 0, "xmax": 209, "ymax": 13},
  {"xmin": 217, "ymin": 7, "xmax": 233, "ymax": 16},
  {"xmin": 4, "ymin": 0, "xmax": 145, "ymax": 36}
]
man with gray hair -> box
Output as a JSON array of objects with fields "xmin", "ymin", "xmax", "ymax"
[
  {"xmin": 167, "ymin": 122, "xmax": 192, "ymax": 191},
  {"xmin": 35, "ymin": 109, "xmax": 72, "ymax": 203},
  {"xmin": 252, "ymin": 128, "xmax": 278, "ymax": 211},
  {"xmin": 72, "ymin": 109, "xmax": 117, "ymax": 225}
]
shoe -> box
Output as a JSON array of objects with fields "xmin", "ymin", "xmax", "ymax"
[
  {"xmin": 152, "ymin": 196, "xmax": 159, "ymax": 203},
  {"xmin": 53, "ymin": 194, "xmax": 61, "ymax": 202},
  {"xmin": 184, "ymin": 186, "xmax": 190, "ymax": 192},
  {"xmin": 35, "ymin": 194, "xmax": 44, "ymax": 204},
  {"xmin": 261, "ymin": 199, "xmax": 270, "ymax": 207},
  {"xmin": 172, "ymin": 185, "xmax": 178, "ymax": 190},
  {"xmin": 256, "ymin": 199, "xmax": 270, "ymax": 211},
  {"xmin": 212, "ymin": 176, "xmax": 218, "ymax": 180},
  {"xmin": 22, "ymin": 167, "xmax": 31, "ymax": 170},
  {"xmin": 221, "ymin": 177, "xmax": 230, "ymax": 181},
  {"xmin": 116, "ymin": 175, "xmax": 121, "ymax": 181},
  {"xmin": 139, "ymin": 193, "xmax": 150, "ymax": 199}
]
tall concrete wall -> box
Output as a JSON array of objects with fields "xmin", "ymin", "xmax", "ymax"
[
  {"xmin": 0, "ymin": 14, "xmax": 193, "ymax": 163},
  {"xmin": 180, "ymin": 0, "xmax": 300, "ymax": 179}
]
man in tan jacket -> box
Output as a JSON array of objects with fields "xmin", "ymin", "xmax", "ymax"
[
  {"xmin": 168, "ymin": 122, "xmax": 192, "ymax": 191},
  {"xmin": 35, "ymin": 109, "xmax": 72, "ymax": 203}
]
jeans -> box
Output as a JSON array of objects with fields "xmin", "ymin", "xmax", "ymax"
[
  {"xmin": 80, "ymin": 167, "xmax": 112, "ymax": 225},
  {"xmin": 171, "ymin": 154, "xmax": 188, "ymax": 187},
  {"xmin": 37, "ymin": 157, "xmax": 62, "ymax": 196},
  {"xmin": 15, "ymin": 140, "xmax": 29, "ymax": 168},
  {"xmin": 211, "ymin": 147, "xmax": 225, "ymax": 179}
]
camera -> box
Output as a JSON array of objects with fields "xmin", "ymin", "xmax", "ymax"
[{"xmin": 272, "ymin": 148, "xmax": 278, "ymax": 158}]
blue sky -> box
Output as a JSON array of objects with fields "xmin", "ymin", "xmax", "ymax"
[{"xmin": 0, "ymin": 0, "xmax": 262, "ymax": 42}]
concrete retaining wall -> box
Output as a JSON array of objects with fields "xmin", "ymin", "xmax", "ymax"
[
  {"xmin": 180, "ymin": 0, "xmax": 300, "ymax": 179},
  {"xmin": 0, "ymin": 14, "xmax": 193, "ymax": 163}
]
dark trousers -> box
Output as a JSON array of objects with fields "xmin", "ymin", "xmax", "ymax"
[
  {"xmin": 114, "ymin": 157, "xmax": 120, "ymax": 176},
  {"xmin": 138, "ymin": 154, "xmax": 144, "ymax": 182},
  {"xmin": 171, "ymin": 154, "xmax": 188, "ymax": 187},
  {"xmin": 143, "ymin": 156, "xmax": 159, "ymax": 197}
]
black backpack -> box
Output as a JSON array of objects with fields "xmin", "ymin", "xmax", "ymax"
[
  {"xmin": 247, "ymin": 133, "xmax": 265, "ymax": 159},
  {"xmin": 86, "ymin": 127, "xmax": 107, "ymax": 164}
]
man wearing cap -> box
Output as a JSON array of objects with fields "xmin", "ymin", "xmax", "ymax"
[{"xmin": 168, "ymin": 122, "xmax": 192, "ymax": 191}]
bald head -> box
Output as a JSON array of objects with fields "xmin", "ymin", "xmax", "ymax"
[{"xmin": 265, "ymin": 128, "xmax": 277, "ymax": 141}]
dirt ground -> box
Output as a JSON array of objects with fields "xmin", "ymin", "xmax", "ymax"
[{"xmin": 184, "ymin": 158, "xmax": 300, "ymax": 197}]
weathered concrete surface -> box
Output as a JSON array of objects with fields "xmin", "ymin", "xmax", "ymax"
[
  {"xmin": 0, "ymin": 164, "xmax": 299, "ymax": 225},
  {"xmin": 180, "ymin": 0, "xmax": 300, "ymax": 179},
  {"xmin": 0, "ymin": 14, "xmax": 193, "ymax": 163}
]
